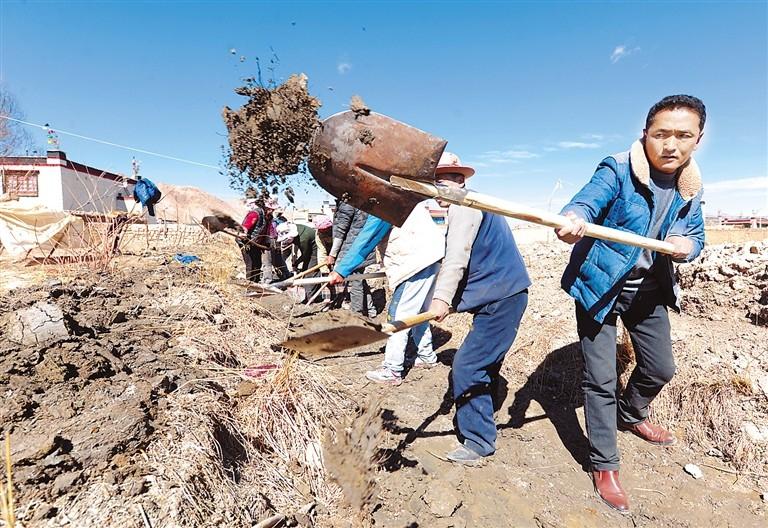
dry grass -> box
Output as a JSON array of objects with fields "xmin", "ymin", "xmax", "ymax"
[
  {"xmin": 652, "ymin": 370, "xmax": 767, "ymax": 475},
  {"xmin": 136, "ymin": 260, "xmax": 351, "ymax": 526},
  {"xmin": 192, "ymin": 235, "xmax": 244, "ymax": 286},
  {"xmin": 1, "ymin": 432, "xmax": 15, "ymax": 528}
]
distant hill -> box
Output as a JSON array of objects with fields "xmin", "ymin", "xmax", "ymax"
[{"xmin": 154, "ymin": 184, "xmax": 247, "ymax": 224}]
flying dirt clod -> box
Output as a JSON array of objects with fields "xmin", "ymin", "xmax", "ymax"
[{"xmin": 222, "ymin": 73, "xmax": 321, "ymax": 200}]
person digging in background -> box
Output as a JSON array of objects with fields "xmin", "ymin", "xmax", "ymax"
[
  {"xmin": 239, "ymin": 197, "xmax": 271, "ymax": 283},
  {"xmin": 264, "ymin": 199, "xmax": 291, "ymax": 282},
  {"xmin": 313, "ymin": 215, "xmax": 337, "ymax": 304},
  {"xmin": 277, "ymin": 221, "xmax": 320, "ymax": 301},
  {"xmin": 426, "ymin": 152, "xmax": 531, "ymax": 465},
  {"xmin": 313, "ymin": 215, "xmax": 334, "ymax": 272},
  {"xmin": 555, "ymin": 95, "xmax": 706, "ymax": 513},
  {"xmin": 328, "ymin": 199, "xmax": 445, "ymax": 385},
  {"xmin": 329, "ymin": 201, "xmax": 378, "ymax": 317}
]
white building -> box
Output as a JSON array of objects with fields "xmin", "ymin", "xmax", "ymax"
[{"xmin": 0, "ymin": 150, "xmax": 141, "ymax": 215}]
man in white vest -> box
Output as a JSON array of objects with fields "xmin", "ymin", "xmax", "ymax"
[{"xmin": 329, "ymin": 198, "xmax": 446, "ymax": 385}]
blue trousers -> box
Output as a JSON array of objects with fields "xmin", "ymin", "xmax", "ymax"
[{"xmin": 452, "ymin": 290, "xmax": 528, "ymax": 456}]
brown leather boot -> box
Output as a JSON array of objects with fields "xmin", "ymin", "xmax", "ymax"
[
  {"xmin": 592, "ymin": 470, "xmax": 630, "ymax": 513},
  {"xmin": 619, "ymin": 419, "xmax": 676, "ymax": 445}
]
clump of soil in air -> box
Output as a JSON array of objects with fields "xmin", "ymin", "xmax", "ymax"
[
  {"xmin": 358, "ymin": 128, "xmax": 375, "ymax": 145},
  {"xmin": 349, "ymin": 95, "xmax": 370, "ymax": 117},
  {"xmin": 222, "ymin": 73, "xmax": 321, "ymax": 202},
  {"xmin": 323, "ymin": 397, "xmax": 386, "ymax": 521}
]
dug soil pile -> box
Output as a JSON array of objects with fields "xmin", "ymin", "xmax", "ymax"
[
  {"xmin": 0, "ymin": 246, "xmax": 350, "ymax": 527},
  {"xmin": 2, "ymin": 238, "xmax": 766, "ymax": 527},
  {"xmin": 678, "ymin": 241, "xmax": 768, "ymax": 326},
  {"xmin": 0, "ymin": 267, "xmax": 209, "ymax": 521},
  {"xmin": 319, "ymin": 242, "xmax": 767, "ymax": 528}
]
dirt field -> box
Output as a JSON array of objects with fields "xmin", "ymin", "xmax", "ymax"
[
  {"xmin": 333, "ymin": 243, "xmax": 767, "ymax": 527},
  {"xmin": 1, "ymin": 234, "xmax": 766, "ymax": 527},
  {"xmin": 705, "ymin": 228, "xmax": 768, "ymax": 245}
]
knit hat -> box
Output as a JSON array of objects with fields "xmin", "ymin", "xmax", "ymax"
[{"xmin": 312, "ymin": 215, "xmax": 333, "ymax": 230}]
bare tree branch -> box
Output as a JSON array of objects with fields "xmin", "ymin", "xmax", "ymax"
[{"xmin": 0, "ymin": 87, "xmax": 39, "ymax": 156}]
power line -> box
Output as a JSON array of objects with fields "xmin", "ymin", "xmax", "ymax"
[{"xmin": 0, "ymin": 114, "xmax": 221, "ymax": 170}]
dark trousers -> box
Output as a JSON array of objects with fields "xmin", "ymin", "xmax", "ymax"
[
  {"xmin": 239, "ymin": 242, "xmax": 262, "ymax": 283},
  {"xmin": 452, "ymin": 290, "xmax": 528, "ymax": 456},
  {"xmin": 576, "ymin": 288, "xmax": 676, "ymax": 471},
  {"xmin": 270, "ymin": 249, "xmax": 290, "ymax": 281},
  {"xmin": 349, "ymin": 266, "xmax": 376, "ymax": 317}
]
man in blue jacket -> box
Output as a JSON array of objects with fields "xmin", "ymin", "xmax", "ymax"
[{"xmin": 556, "ymin": 95, "xmax": 706, "ymax": 513}]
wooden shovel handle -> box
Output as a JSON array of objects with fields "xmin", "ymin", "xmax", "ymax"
[
  {"xmin": 390, "ymin": 177, "xmax": 676, "ymax": 255},
  {"xmin": 289, "ymin": 272, "xmax": 386, "ymax": 286},
  {"xmin": 381, "ymin": 311, "xmax": 437, "ymax": 334},
  {"xmin": 216, "ymin": 228, "xmax": 271, "ymax": 250},
  {"xmin": 290, "ymin": 262, "xmax": 325, "ymax": 281},
  {"xmin": 269, "ymin": 262, "xmax": 327, "ymax": 289}
]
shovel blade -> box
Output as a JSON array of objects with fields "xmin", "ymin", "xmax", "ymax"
[
  {"xmin": 281, "ymin": 325, "xmax": 389, "ymax": 356},
  {"xmin": 308, "ymin": 111, "xmax": 447, "ymax": 226},
  {"xmin": 201, "ymin": 214, "xmax": 239, "ymax": 234}
]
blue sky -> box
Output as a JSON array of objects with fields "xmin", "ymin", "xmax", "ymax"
[{"xmin": 1, "ymin": 0, "xmax": 766, "ymax": 215}]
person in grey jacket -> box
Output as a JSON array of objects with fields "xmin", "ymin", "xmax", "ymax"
[{"xmin": 328, "ymin": 201, "xmax": 378, "ymax": 317}]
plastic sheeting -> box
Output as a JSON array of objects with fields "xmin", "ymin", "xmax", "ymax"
[{"xmin": 0, "ymin": 201, "xmax": 87, "ymax": 260}]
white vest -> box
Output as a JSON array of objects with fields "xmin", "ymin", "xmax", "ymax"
[{"xmin": 383, "ymin": 201, "xmax": 445, "ymax": 288}]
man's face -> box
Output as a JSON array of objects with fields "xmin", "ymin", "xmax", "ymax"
[
  {"xmin": 643, "ymin": 108, "xmax": 703, "ymax": 174},
  {"xmin": 436, "ymin": 173, "xmax": 466, "ymax": 207}
]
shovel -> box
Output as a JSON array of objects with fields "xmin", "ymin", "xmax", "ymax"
[
  {"xmin": 238, "ymin": 262, "xmax": 328, "ymax": 299},
  {"xmin": 309, "ymin": 111, "xmax": 676, "ymax": 255},
  {"xmin": 244, "ymin": 272, "xmax": 386, "ymax": 296},
  {"xmin": 389, "ymin": 177, "xmax": 676, "ymax": 254},
  {"xmin": 281, "ymin": 311, "xmax": 437, "ymax": 356},
  {"xmin": 308, "ymin": 110, "xmax": 446, "ymax": 226},
  {"xmin": 269, "ymin": 262, "xmax": 325, "ymax": 289},
  {"xmin": 241, "ymin": 271, "xmax": 386, "ymax": 297},
  {"xmin": 201, "ymin": 214, "xmax": 270, "ymax": 250}
]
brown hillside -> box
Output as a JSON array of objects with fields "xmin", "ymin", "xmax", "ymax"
[{"xmin": 154, "ymin": 183, "xmax": 246, "ymax": 224}]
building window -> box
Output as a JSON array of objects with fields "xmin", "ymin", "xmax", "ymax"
[{"xmin": 2, "ymin": 170, "xmax": 39, "ymax": 197}]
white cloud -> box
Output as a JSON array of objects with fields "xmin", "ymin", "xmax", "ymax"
[
  {"xmin": 478, "ymin": 149, "xmax": 539, "ymax": 164},
  {"xmin": 705, "ymin": 176, "xmax": 768, "ymax": 192},
  {"xmin": 610, "ymin": 45, "xmax": 640, "ymax": 64},
  {"xmin": 337, "ymin": 62, "xmax": 352, "ymax": 74},
  {"xmin": 700, "ymin": 177, "xmax": 768, "ymax": 215},
  {"xmin": 557, "ymin": 141, "xmax": 601, "ymax": 149}
]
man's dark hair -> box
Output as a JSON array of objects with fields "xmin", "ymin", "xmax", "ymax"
[{"xmin": 645, "ymin": 94, "xmax": 706, "ymax": 131}]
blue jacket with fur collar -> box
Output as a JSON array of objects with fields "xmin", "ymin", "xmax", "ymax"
[{"xmin": 560, "ymin": 140, "xmax": 705, "ymax": 323}]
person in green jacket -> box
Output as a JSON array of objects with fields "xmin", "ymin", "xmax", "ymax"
[{"xmin": 277, "ymin": 222, "xmax": 319, "ymax": 301}]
